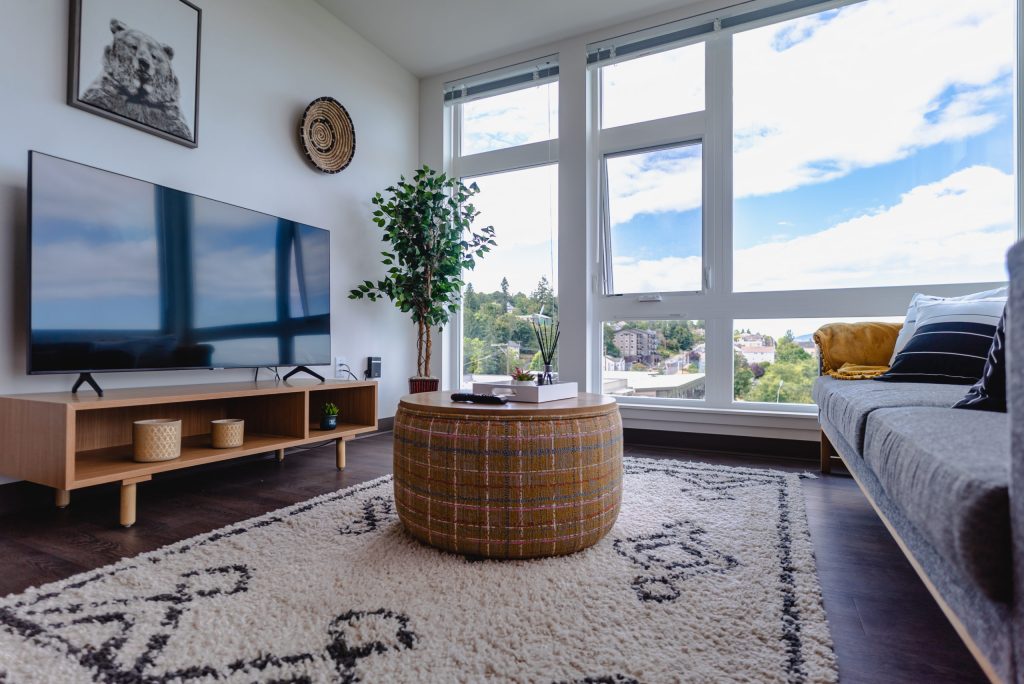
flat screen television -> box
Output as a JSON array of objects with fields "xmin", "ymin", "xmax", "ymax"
[{"xmin": 28, "ymin": 151, "xmax": 331, "ymax": 376}]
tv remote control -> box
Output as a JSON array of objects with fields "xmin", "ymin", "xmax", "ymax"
[{"xmin": 450, "ymin": 393, "xmax": 507, "ymax": 404}]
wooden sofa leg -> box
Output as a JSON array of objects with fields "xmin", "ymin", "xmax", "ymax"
[{"xmin": 820, "ymin": 429, "xmax": 834, "ymax": 474}]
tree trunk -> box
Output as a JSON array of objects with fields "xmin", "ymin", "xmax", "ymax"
[
  {"xmin": 416, "ymin": 319, "xmax": 425, "ymax": 377},
  {"xmin": 424, "ymin": 326, "xmax": 432, "ymax": 378}
]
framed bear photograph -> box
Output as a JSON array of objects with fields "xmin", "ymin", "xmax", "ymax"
[{"xmin": 68, "ymin": 0, "xmax": 202, "ymax": 148}]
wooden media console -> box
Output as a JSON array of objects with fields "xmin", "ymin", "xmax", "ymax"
[{"xmin": 0, "ymin": 379, "xmax": 377, "ymax": 526}]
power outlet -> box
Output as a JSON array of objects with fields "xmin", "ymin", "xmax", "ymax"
[{"xmin": 334, "ymin": 356, "xmax": 348, "ymax": 379}]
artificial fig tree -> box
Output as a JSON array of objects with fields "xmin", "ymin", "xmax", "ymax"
[{"xmin": 349, "ymin": 166, "xmax": 495, "ymax": 381}]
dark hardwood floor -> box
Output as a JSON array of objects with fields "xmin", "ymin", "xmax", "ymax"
[{"xmin": 0, "ymin": 434, "xmax": 986, "ymax": 683}]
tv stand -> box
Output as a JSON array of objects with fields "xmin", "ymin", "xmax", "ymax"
[
  {"xmin": 282, "ymin": 365, "xmax": 325, "ymax": 382},
  {"xmin": 71, "ymin": 372, "xmax": 104, "ymax": 397},
  {"xmin": 0, "ymin": 380, "xmax": 377, "ymax": 527}
]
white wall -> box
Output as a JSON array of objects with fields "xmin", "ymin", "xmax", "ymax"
[{"xmin": 0, "ymin": 1, "xmax": 419, "ymax": 419}]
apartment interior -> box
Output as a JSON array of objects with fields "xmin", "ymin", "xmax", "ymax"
[{"xmin": 0, "ymin": 0, "xmax": 1021, "ymax": 682}]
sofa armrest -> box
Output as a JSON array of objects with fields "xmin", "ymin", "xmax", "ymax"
[{"xmin": 813, "ymin": 322, "xmax": 902, "ymax": 376}]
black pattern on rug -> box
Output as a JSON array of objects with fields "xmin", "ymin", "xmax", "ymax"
[
  {"xmin": 613, "ymin": 520, "xmax": 739, "ymax": 602},
  {"xmin": 625, "ymin": 459, "xmax": 781, "ymax": 501},
  {"xmin": 339, "ymin": 495, "xmax": 396, "ymax": 536}
]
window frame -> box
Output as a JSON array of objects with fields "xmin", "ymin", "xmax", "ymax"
[
  {"xmin": 588, "ymin": 1, "xmax": 1018, "ymax": 414},
  {"xmin": 445, "ymin": 70, "xmax": 560, "ymax": 390}
]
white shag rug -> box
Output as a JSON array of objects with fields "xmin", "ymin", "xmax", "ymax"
[{"xmin": 0, "ymin": 457, "xmax": 837, "ymax": 683}]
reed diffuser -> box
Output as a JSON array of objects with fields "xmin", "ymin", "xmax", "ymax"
[{"xmin": 530, "ymin": 319, "xmax": 560, "ymax": 386}]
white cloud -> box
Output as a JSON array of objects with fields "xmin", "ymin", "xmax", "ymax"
[
  {"xmin": 611, "ymin": 255, "xmax": 702, "ymax": 294},
  {"xmin": 461, "ymin": 83, "xmax": 558, "ymax": 155},
  {"xmin": 607, "ymin": 145, "xmax": 702, "ymax": 226},
  {"xmin": 732, "ymin": 0, "xmax": 1012, "ymax": 201},
  {"xmin": 602, "ymin": 43, "xmax": 704, "ymax": 128},
  {"xmin": 463, "ymin": 164, "xmax": 558, "ymax": 293},
  {"xmin": 612, "ymin": 165, "xmax": 1014, "ymax": 294},
  {"xmin": 734, "ymin": 165, "xmax": 1013, "ymax": 291},
  {"xmin": 603, "ymin": 0, "xmax": 1013, "ymax": 226},
  {"xmin": 490, "ymin": 168, "xmax": 1015, "ymax": 299}
]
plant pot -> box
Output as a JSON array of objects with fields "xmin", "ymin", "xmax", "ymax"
[
  {"xmin": 320, "ymin": 414, "xmax": 338, "ymax": 430},
  {"xmin": 511, "ymin": 380, "xmax": 533, "ymax": 386},
  {"xmin": 409, "ymin": 377, "xmax": 440, "ymax": 394}
]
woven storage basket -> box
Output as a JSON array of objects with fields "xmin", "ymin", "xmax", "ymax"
[
  {"xmin": 211, "ymin": 419, "xmax": 244, "ymax": 448},
  {"xmin": 393, "ymin": 399, "xmax": 622, "ymax": 559},
  {"xmin": 132, "ymin": 419, "xmax": 182, "ymax": 463}
]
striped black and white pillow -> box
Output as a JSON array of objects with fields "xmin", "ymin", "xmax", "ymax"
[
  {"xmin": 876, "ymin": 298, "xmax": 1006, "ymax": 385},
  {"xmin": 888, "ymin": 287, "xmax": 1007, "ymax": 365}
]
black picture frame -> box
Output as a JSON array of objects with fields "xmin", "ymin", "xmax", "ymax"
[{"xmin": 67, "ymin": 0, "xmax": 202, "ymax": 148}]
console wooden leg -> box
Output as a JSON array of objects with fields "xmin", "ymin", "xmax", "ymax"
[
  {"xmin": 276, "ymin": 448, "xmax": 285, "ymax": 463},
  {"xmin": 120, "ymin": 483, "xmax": 137, "ymax": 528},
  {"xmin": 55, "ymin": 489, "xmax": 70, "ymax": 509},
  {"xmin": 820, "ymin": 428, "xmax": 833, "ymax": 474},
  {"xmin": 336, "ymin": 439, "xmax": 346, "ymax": 470}
]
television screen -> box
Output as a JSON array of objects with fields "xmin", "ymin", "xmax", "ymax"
[{"xmin": 28, "ymin": 152, "xmax": 331, "ymax": 374}]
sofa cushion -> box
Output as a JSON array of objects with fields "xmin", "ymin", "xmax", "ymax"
[
  {"xmin": 812, "ymin": 377, "xmax": 966, "ymax": 451},
  {"xmin": 863, "ymin": 407, "xmax": 1011, "ymax": 601}
]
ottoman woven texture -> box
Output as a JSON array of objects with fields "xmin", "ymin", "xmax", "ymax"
[{"xmin": 393, "ymin": 392, "xmax": 623, "ymax": 559}]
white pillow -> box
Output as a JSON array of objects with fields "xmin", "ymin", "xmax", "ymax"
[{"xmin": 889, "ymin": 286, "xmax": 1007, "ymax": 365}]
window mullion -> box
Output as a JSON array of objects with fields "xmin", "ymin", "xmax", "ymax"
[{"xmin": 702, "ymin": 33, "xmax": 734, "ymax": 408}]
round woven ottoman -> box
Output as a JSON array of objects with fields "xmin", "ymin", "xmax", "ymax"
[{"xmin": 393, "ymin": 391, "xmax": 622, "ymax": 559}]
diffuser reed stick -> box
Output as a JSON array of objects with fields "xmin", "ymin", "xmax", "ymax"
[{"xmin": 531, "ymin": 319, "xmax": 559, "ymax": 385}]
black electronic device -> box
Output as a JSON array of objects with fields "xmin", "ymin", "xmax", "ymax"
[
  {"xmin": 450, "ymin": 393, "xmax": 508, "ymax": 405},
  {"xmin": 366, "ymin": 356, "xmax": 381, "ymax": 379},
  {"xmin": 28, "ymin": 152, "xmax": 331, "ymax": 386}
]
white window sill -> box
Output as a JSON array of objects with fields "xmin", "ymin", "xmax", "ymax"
[{"xmin": 617, "ymin": 401, "xmax": 820, "ymax": 442}]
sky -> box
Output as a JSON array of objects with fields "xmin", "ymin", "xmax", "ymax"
[
  {"xmin": 610, "ymin": 0, "xmax": 1016, "ymax": 294},
  {"xmin": 459, "ymin": 0, "xmax": 1017, "ymax": 343}
]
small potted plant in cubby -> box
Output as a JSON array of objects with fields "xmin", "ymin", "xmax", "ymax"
[
  {"xmin": 320, "ymin": 402, "xmax": 339, "ymax": 430},
  {"xmin": 510, "ymin": 367, "xmax": 533, "ymax": 386}
]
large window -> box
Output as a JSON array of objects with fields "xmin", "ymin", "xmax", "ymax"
[
  {"xmin": 447, "ymin": 58, "xmax": 560, "ymax": 388},
  {"xmin": 732, "ymin": 0, "xmax": 1016, "ymax": 292},
  {"xmin": 588, "ymin": 0, "xmax": 1017, "ymax": 413}
]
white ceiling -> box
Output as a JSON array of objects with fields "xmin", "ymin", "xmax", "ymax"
[{"xmin": 315, "ymin": 0, "xmax": 704, "ymax": 77}]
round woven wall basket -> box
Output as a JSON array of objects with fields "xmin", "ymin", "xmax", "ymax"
[{"xmin": 299, "ymin": 96, "xmax": 355, "ymax": 174}]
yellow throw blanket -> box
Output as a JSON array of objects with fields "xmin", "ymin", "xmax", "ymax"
[{"xmin": 812, "ymin": 322, "xmax": 902, "ymax": 380}]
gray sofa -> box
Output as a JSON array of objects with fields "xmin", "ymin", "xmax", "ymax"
[{"xmin": 814, "ymin": 241, "xmax": 1023, "ymax": 683}]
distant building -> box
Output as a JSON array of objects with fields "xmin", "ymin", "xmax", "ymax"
[
  {"xmin": 691, "ymin": 343, "xmax": 706, "ymax": 372},
  {"xmin": 613, "ymin": 328, "xmax": 660, "ymax": 365},
  {"xmin": 603, "ymin": 371, "xmax": 705, "ymax": 399},
  {"xmin": 664, "ymin": 354, "xmax": 693, "ymax": 375},
  {"xmin": 517, "ymin": 312, "xmax": 552, "ymax": 325},
  {"xmin": 736, "ymin": 333, "xmax": 772, "ymax": 349},
  {"xmin": 736, "ymin": 344, "xmax": 776, "ymax": 365},
  {"xmin": 602, "ymin": 355, "xmax": 627, "ymax": 371},
  {"xmin": 798, "ymin": 340, "xmax": 819, "ymax": 358}
]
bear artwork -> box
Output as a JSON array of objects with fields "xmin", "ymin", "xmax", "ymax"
[{"xmin": 80, "ymin": 18, "xmax": 192, "ymax": 141}]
